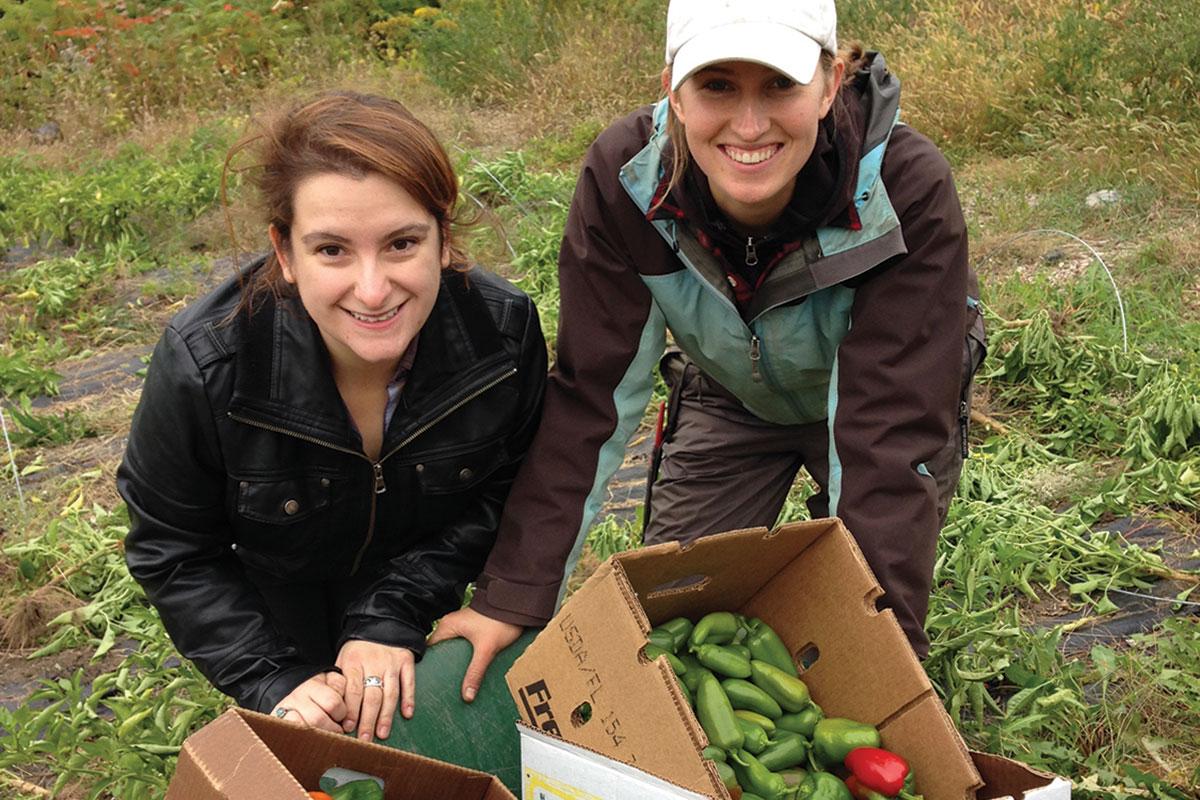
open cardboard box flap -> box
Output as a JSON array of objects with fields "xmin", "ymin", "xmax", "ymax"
[
  {"xmin": 971, "ymin": 752, "xmax": 1072, "ymax": 800},
  {"xmin": 166, "ymin": 707, "xmax": 515, "ymax": 800},
  {"xmin": 507, "ymin": 518, "xmax": 985, "ymax": 800}
]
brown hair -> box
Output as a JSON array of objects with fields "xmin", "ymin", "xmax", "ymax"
[
  {"xmin": 222, "ymin": 91, "xmax": 468, "ymax": 310},
  {"xmin": 657, "ymin": 43, "xmax": 869, "ymax": 209}
]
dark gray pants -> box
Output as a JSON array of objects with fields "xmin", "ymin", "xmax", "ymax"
[
  {"xmin": 644, "ymin": 365, "xmax": 833, "ymax": 546},
  {"xmin": 645, "ymin": 344, "xmax": 975, "ymax": 545},
  {"xmin": 643, "ymin": 350, "xmax": 975, "ymax": 654}
]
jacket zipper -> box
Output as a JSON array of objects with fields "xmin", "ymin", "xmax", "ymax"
[
  {"xmin": 749, "ymin": 334, "xmax": 762, "ymax": 382},
  {"xmin": 383, "ymin": 366, "xmax": 517, "ymax": 460},
  {"xmin": 227, "ymin": 364, "xmax": 518, "ymax": 576},
  {"xmin": 745, "ymin": 236, "xmax": 759, "ymax": 268},
  {"xmin": 350, "ymin": 365, "xmax": 517, "ymax": 574},
  {"xmin": 224, "ymin": 415, "xmax": 364, "ymax": 459}
]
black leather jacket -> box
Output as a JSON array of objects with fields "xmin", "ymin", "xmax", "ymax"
[{"xmin": 117, "ymin": 261, "xmax": 546, "ymax": 711}]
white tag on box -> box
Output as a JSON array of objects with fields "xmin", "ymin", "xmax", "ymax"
[{"xmin": 518, "ymin": 724, "xmax": 710, "ymax": 800}]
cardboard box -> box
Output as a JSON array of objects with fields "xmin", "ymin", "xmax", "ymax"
[
  {"xmin": 166, "ymin": 707, "xmax": 516, "ymax": 800},
  {"xmin": 516, "ymin": 725, "xmax": 1070, "ymax": 800},
  {"xmin": 506, "ymin": 519, "xmax": 1071, "ymax": 800},
  {"xmin": 972, "ymin": 752, "xmax": 1071, "ymax": 800}
]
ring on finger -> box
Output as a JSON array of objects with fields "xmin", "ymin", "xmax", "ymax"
[
  {"xmin": 364, "ymin": 675, "xmax": 383, "ymax": 689},
  {"xmin": 274, "ymin": 707, "xmax": 294, "ymax": 719}
]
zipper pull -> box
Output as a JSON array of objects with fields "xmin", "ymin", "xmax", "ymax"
[
  {"xmin": 373, "ymin": 462, "xmax": 387, "ymax": 494},
  {"xmin": 745, "ymin": 236, "xmax": 759, "ymax": 268},
  {"xmin": 749, "ymin": 334, "xmax": 762, "ymax": 382}
]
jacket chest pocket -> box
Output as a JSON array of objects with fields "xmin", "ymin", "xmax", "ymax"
[
  {"xmin": 412, "ymin": 444, "xmax": 507, "ymax": 496},
  {"xmin": 235, "ymin": 475, "xmax": 335, "ymax": 525}
]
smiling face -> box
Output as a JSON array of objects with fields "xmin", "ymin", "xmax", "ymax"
[
  {"xmin": 270, "ymin": 170, "xmax": 449, "ymax": 382},
  {"xmin": 667, "ymin": 59, "xmax": 842, "ymax": 231}
]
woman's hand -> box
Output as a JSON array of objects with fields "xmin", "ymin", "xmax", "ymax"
[
  {"xmin": 335, "ymin": 639, "xmax": 415, "ymax": 742},
  {"xmin": 427, "ymin": 607, "xmax": 523, "ymax": 702},
  {"xmin": 271, "ymin": 672, "xmax": 348, "ymax": 733}
]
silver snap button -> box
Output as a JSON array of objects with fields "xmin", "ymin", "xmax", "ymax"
[
  {"xmin": 230, "ymin": 543, "xmax": 238, "ymax": 551},
  {"xmin": 283, "ymin": 499, "xmax": 300, "ymax": 515},
  {"xmin": 459, "ymin": 468, "xmax": 473, "ymax": 481},
  {"xmin": 321, "ymin": 477, "xmax": 330, "ymax": 487},
  {"xmin": 415, "ymin": 464, "xmax": 425, "ymax": 473},
  {"xmin": 239, "ymin": 481, "xmax": 248, "ymax": 489}
]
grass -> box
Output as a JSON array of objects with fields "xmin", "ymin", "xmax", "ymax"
[{"xmin": 1, "ymin": 0, "xmax": 1199, "ymax": 797}]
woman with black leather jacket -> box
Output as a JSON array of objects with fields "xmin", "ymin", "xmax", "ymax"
[{"xmin": 116, "ymin": 92, "xmax": 546, "ymax": 744}]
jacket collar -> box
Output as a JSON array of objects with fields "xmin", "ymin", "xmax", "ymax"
[{"xmin": 228, "ymin": 267, "xmax": 510, "ymax": 452}]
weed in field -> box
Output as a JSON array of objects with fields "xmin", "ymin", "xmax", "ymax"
[
  {"xmin": 0, "ymin": 356, "xmax": 60, "ymax": 400},
  {"xmin": 0, "ymin": 124, "xmax": 233, "ymax": 251},
  {"xmin": 585, "ymin": 515, "xmax": 644, "ymax": 565},
  {"xmin": 4, "ymin": 395, "xmax": 97, "ymax": 449},
  {"xmin": 2, "ymin": 243, "xmax": 135, "ymax": 321},
  {"xmin": 0, "ymin": 504, "xmax": 230, "ymax": 796},
  {"xmin": 839, "ymin": 0, "xmax": 1200, "ymax": 205},
  {"xmin": 0, "ymin": 0, "xmax": 304, "ymax": 128},
  {"xmin": 0, "ymin": 616, "xmax": 229, "ymax": 798},
  {"xmin": 411, "ymin": 0, "xmax": 568, "ymax": 102},
  {"xmin": 459, "ymin": 150, "xmax": 575, "ymax": 346}
]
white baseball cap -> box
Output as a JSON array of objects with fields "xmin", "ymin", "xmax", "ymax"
[{"xmin": 665, "ymin": 0, "xmax": 838, "ymax": 91}]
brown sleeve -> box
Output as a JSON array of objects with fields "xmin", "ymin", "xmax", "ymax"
[
  {"xmin": 829, "ymin": 124, "xmax": 969, "ymax": 654},
  {"xmin": 470, "ymin": 109, "xmax": 666, "ymax": 625}
]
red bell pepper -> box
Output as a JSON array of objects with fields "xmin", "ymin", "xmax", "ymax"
[{"xmin": 844, "ymin": 747, "xmax": 910, "ymax": 797}]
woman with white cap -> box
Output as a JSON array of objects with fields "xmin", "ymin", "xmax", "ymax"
[{"xmin": 431, "ymin": 0, "xmax": 986, "ymax": 692}]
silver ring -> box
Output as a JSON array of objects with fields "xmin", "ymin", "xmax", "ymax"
[
  {"xmin": 364, "ymin": 675, "xmax": 383, "ymax": 689},
  {"xmin": 274, "ymin": 707, "xmax": 292, "ymax": 718}
]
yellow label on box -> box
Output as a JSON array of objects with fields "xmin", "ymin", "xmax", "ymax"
[{"xmin": 525, "ymin": 768, "xmax": 604, "ymax": 800}]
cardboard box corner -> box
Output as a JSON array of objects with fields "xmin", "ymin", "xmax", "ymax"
[
  {"xmin": 971, "ymin": 751, "xmax": 1072, "ymax": 800},
  {"xmin": 166, "ymin": 706, "xmax": 515, "ymax": 800}
]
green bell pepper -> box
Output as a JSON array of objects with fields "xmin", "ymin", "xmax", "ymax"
[
  {"xmin": 728, "ymin": 643, "xmax": 753, "ymax": 661},
  {"xmin": 745, "ymin": 618, "xmax": 799, "ymax": 677},
  {"xmin": 696, "ymin": 671, "xmax": 744, "ymax": 751},
  {"xmin": 675, "ymin": 673, "xmax": 692, "ymax": 707},
  {"xmin": 729, "ymin": 748, "xmax": 788, "ymax": 800},
  {"xmin": 644, "ymin": 643, "xmax": 686, "ymax": 675},
  {"xmin": 736, "ymin": 716, "xmax": 770, "ymax": 755},
  {"xmin": 780, "ymin": 767, "xmax": 810, "ymax": 789},
  {"xmin": 327, "ymin": 779, "xmax": 385, "ymax": 800},
  {"xmin": 697, "ymin": 643, "xmax": 753, "ymax": 679},
  {"xmin": 757, "ymin": 730, "xmax": 810, "ymax": 772},
  {"xmin": 688, "ymin": 611, "xmax": 741, "ymax": 649},
  {"xmin": 722, "ymin": 677, "xmax": 783, "ymax": 718},
  {"xmin": 775, "ymin": 703, "xmax": 823, "ymax": 738},
  {"xmin": 796, "ymin": 771, "xmax": 854, "ymax": 800},
  {"xmin": 647, "ymin": 627, "xmax": 677, "ymax": 651},
  {"xmin": 655, "ymin": 616, "xmax": 694, "ymax": 651},
  {"xmin": 677, "ymin": 652, "xmax": 712, "ymax": 692},
  {"xmin": 811, "ymin": 718, "xmax": 881, "ymax": 768},
  {"xmin": 733, "ymin": 709, "xmax": 777, "ymax": 736},
  {"xmin": 715, "ymin": 759, "xmax": 738, "ymax": 790},
  {"xmin": 748, "ymin": 659, "xmax": 810, "ymax": 712}
]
